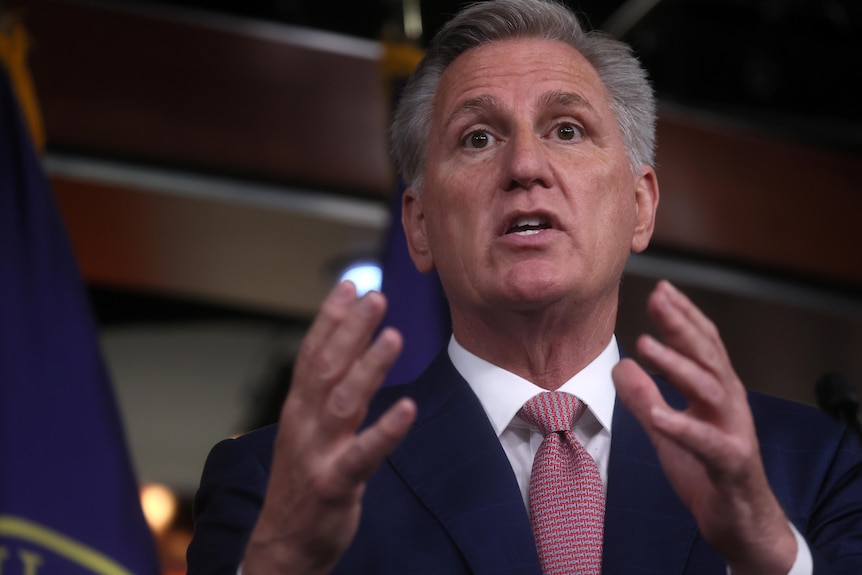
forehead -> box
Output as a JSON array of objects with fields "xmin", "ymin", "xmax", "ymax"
[{"xmin": 433, "ymin": 37, "xmax": 612, "ymax": 120}]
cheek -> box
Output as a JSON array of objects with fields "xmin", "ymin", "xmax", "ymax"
[
  {"xmin": 574, "ymin": 171, "xmax": 639, "ymax": 246},
  {"xmin": 421, "ymin": 195, "xmax": 462, "ymax": 256},
  {"xmin": 431, "ymin": 207, "xmax": 473, "ymax": 260},
  {"xmin": 427, "ymin": 172, "xmax": 482, "ymax": 231},
  {"xmin": 422, "ymin": 197, "xmax": 486, "ymax": 280}
]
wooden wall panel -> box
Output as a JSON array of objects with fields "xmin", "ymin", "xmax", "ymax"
[
  {"xmin": 654, "ymin": 108, "xmax": 862, "ymax": 288},
  {"xmin": 51, "ymin": 172, "xmax": 386, "ymax": 317},
  {"xmin": 14, "ymin": 0, "xmax": 862, "ymax": 294},
  {"xmin": 18, "ymin": 0, "xmax": 393, "ymax": 196}
]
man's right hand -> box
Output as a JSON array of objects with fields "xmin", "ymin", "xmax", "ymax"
[{"xmin": 242, "ymin": 281, "xmax": 417, "ymax": 575}]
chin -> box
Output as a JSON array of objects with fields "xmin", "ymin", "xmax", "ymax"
[{"xmin": 498, "ymin": 275, "xmax": 570, "ymax": 309}]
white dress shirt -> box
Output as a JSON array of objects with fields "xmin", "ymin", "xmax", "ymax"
[{"xmin": 448, "ymin": 334, "xmax": 811, "ymax": 575}]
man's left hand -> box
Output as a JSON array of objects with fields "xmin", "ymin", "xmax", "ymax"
[{"xmin": 613, "ymin": 280, "xmax": 797, "ymax": 575}]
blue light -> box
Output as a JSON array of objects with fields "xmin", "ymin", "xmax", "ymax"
[{"xmin": 339, "ymin": 262, "xmax": 383, "ymax": 296}]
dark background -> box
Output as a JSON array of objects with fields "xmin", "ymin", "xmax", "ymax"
[{"xmin": 144, "ymin": 0, "xmax": 862, "ymax": 154}]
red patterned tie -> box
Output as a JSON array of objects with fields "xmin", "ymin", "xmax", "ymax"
[{"xmin": 519, "ymin": 391, "xmax": 605, "ymax": 575}]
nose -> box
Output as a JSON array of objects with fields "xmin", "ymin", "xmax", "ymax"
[{"xmin": 503, "ymin": 129, "xmax": 553, "ymax": 192}]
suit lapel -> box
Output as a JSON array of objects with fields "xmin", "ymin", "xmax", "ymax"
[
  {"xmin": 601, "ymin": 381, "xmax": 699, "ymax": 575},
  {"xmin": 386, "ymin": 353, "xmax": 542, "ymax": 575},
  {"xmin": 379, "ymin": 355, "xmax": 706, "ymax": 574}
]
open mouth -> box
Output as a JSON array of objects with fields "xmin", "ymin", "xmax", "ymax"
[{"xmin": 506, "ymin": 216, "xmax": 552, "ymax": 236}]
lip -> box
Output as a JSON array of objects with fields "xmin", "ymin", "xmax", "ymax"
[{"xmin": 498, "ymin": 209, "xmax": 561, "ymax": 237}]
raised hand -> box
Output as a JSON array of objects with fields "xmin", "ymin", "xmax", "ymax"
[
  {"xmin": 613, "ymin": 280, "xmax": 796, "ymax": 575},
  {"xmin": 243, "ymin": 281, "xmax": 417, "ymax": 575}
]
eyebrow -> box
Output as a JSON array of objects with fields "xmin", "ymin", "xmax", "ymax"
[
  {"xmin": 538, "ymin": 90, "xmax": 597, "ymax": 114},
  {"xmin": 443, "ymin": 90, "xmax": 597, "ymax": 130},
  {"xmin": 444, "ymin": 94, "xmax": 502, "ymax": 130}
]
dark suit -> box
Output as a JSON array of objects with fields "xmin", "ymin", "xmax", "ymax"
[{"xmin": 187, "ymin": 351, "xmax": 862, "ymax": 574}]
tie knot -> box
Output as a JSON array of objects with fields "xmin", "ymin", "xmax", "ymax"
[{"xmin": 519, "ymin": 391, "xmax": 586, "ymax": 436}]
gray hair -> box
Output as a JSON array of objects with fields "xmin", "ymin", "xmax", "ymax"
[{"xmin": 390, "ymin": 0, "xmax": 656, "ymax": 192}]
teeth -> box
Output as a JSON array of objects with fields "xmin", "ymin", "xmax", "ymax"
[
  {"xmin": 508, "ymin": 215, "xmax": 550, "ymax": 235},
  {"xmin": 515, "ymin": 217, "xmax": 542, "ymax": 227}
]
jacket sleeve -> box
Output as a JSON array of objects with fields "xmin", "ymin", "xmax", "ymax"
[
  {"xmin": 186, "ymin": 433, "xmax": 272, "ymax": 575},
  {"xmin": 807, "ymin": 426, "xmax": 862, "ymax": 574},
  {"xmin": 744, "ymin": 390, "xmax": 862, "ymax": 575}
]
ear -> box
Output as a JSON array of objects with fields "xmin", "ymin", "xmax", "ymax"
[
  {"xmin": 630, "ymin": 165, "xmax": 659, "ymax": 254},
  {"xmin": 402, "ymin": 187, "xmax": 436, "ymax": 273}
]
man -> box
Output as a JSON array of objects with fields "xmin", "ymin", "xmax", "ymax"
[{"xmin": 186, "ymin": 1, "xmax": 862, "ymax": 574}]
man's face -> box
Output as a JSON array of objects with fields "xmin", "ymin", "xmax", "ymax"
[{"xmin": 403, "ymin": 38, "xmax": 658, "ymax": 321}]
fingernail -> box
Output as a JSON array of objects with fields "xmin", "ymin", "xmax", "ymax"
[
  {"xmin": 358, "ymin": 293, "xmax": 377, "ymax": 316},
  {"xmin": 651, "ymin": 405, "xmax": 672, "ymax": 425},
  {"xmin": 335, "ymin": 280, "xmax": 356, "ymax": 301},
  {"xmin": 393, "ymin": 401, "xmax": 414, "ymax": 425},
  {"xmin": 642, "ymin": 334, "xmax": 662, "ymax": 354},
  {"xmin": 663, "ymin": 280, "xmax": 680, "ymax": 298},
  {"xmin": 653, "ymin": 285, "xmax": 673, "ymax": 314}
]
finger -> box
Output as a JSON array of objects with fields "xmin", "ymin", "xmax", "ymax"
[
  {"xmin": 313, "ymin": 290, "xmax": 388, "ymax": 382},
  {"xmin": 647, "ymin": 281, "xmax": 733, "ymax": 381},
  {"xmin": 292, "ymin": 281, "xmax": 359, "ymax": 403},
  {"xmin": 301, "ymin": 280, "xmax": 358, "ymax": 359},
  {"xmin": 636, "ymin": 334, "xmax": 727, "ymax": 410},
  {"xmin": 335, "ymin": 397, "xmax": 417, "ymax": 488},
  {"xmin": 650, "ymin": 405, "xmax": 758, "ymax": 483},
  {"xmin": 322, "ymin": 327, "xmax": 403, "ymax": 434},
  {"xmin": 292, "ymin": 288, "xmax": 388, "ymax": 406},
  {"xmin": 614, "ymin": 359, "xmax": 742, "ymax": 474},
  {"xmin": 612, "ymin": 357, "xmax": 673, "ymax": 435}
]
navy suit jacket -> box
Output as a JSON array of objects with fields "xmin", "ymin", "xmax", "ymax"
[{"xmin": 187, "ymin": 351, "xmax": 862, "ymax": 574}]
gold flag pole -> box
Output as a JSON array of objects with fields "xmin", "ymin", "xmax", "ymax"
[{"xmin": 0, "ymin": 8, "xmax": 45, "ymax": 151}]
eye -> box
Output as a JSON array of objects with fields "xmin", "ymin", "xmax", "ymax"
[
  {"xmin": 463, "ymin": 130, "xmax": 496, "ymax": 149},
  {"xmin": 554, "ymin": 123, "xmax": 582, "ymax": 141}
]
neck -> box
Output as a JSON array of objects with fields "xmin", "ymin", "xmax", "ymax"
[{"xmin": 451, "ymin": 296, "xmax": 618, "ymax": 390}]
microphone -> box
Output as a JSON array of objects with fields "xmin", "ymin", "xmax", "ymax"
[{"xmin": 816, "ymin": 372, "xmax": 862, "ymax": 443}]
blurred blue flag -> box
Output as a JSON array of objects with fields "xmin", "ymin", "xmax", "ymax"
[
  {"xmin": 379, "ymin": 182, "xmax": 451, "ymax": 387},
  {"xmin": 0, "ymin": 66, "xmax": 159, "ymax": 574},
  {"xmin": 378, "ymin": 43, "xmax": 450, "ymax": 388}
]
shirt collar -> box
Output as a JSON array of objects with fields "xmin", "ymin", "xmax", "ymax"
[{"xmin": 448, "ymin": 335, "xmax": 619, "ymax": 438}]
